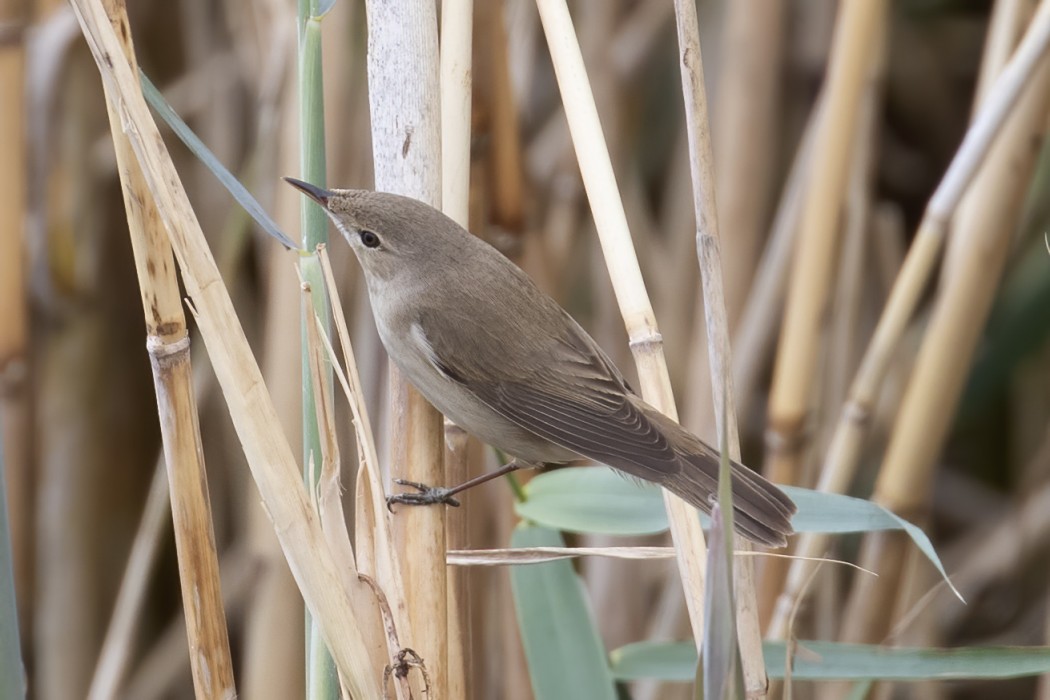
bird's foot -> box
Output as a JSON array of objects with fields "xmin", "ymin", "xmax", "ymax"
[{"xmin": 386, "ymin": 479, "xmax": 462, "ymax": 510}]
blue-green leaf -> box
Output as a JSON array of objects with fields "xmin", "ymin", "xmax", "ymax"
[
  {"xmin": 517, "ymin": 467, "xmax": 959, "ymax": 598},
  {"xmin": 139, "ymin": 71, "xmax": 299, "ymax": 251},
  {"xmin": 610, "ymin": 640, "xmax": 1050, "ymax": 682},
  {"xmin": 510, "ymin": 523, "xmax": 617, "ymax": 700}
]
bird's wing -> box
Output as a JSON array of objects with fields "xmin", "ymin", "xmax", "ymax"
[{"xmin": 418, "ymin": 307, "xmax": 682, "ymax": 476}]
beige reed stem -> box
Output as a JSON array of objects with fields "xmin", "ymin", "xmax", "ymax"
[
  {"xmin": 535, "ymin": 0, "xmax": 710, "ymax": 653},
  {"xmin": 440, "ymin": 1, "xmax": 473, "ymax": 696},
  {"xmin": 764, "ymin": 0, "xmax": 889, "ymax": 490},
  {"xmin": 96, "ymin": 1, "xmax": 234, "ymax": 696},
  {"xmin": 364, "ymin": 2, "xmax": 448, "ymax": 697},
  {"xmin": 0, "ymin": 0, "xmax": 30, "ymax": 644},
  {"xmin": 671, "ymin": 0, "xmax": 767, "ymax": 691},
  {"xmin": 68, "ymin": 0, "xmax": 384, "ymax": 693}
]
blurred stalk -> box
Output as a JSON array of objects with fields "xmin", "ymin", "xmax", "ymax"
[
  {"xmin": 440, "ymin": 0, "xmax": 473, "ymax": 697},
  {"xmin": 764, "ymin": 0, "xmax": 887, "ymax": 490},
  {"xmin": 0, "ymin": 0, "xmax": 30, "ymax": 648},
  {"xmin": 841, "ymin": 5, "xmax": 1050, "ymax": 651},
  {"xmin": 0, "ymin": 443, "xmax": 25, "ymax": 700},
  {"xmin": 768, "ymin": 0, "xmax": 1050, "ymax": 642},
  {"xmin": 296, "ymin": 2, "xmax": 336, "ymax": 697},
  {"xmin": 98, "ymin": 2, "xmax": 235, "ymax": 696},
  {"xmin": 670, "ymin": 0, "xmax": 765, "ymax": 692},
  {"xmin": 535, "ymin": 0, "xmax": 711, "ymax": 664},
  {"xmin": 364, "ymin": 1, "xmax": 446, "ymax": 697}
]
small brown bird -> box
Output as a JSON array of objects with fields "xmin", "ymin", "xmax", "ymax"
[{"xmin": 286, "ymin": 178, "xmax": 795, "ymax": 547}]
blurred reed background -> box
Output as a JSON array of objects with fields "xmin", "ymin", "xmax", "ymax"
[{"xmin": 2, "ymin": 0, "xmax": 1050, "ymax": 698}]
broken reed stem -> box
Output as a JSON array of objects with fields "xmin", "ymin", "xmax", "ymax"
[
  {"xmin": 440, "ymin": 1, "xmax": 473, "ymax": 697},
  {"xmin": 535, "ymin": 0, "xmax": 709, "ymax": 653},
  {"xmin": 670, "ymin": 0, "xmax": 765, "ymax": 691},
  {"xmin": 364, "ymin": 2, "xmax": 447, "ymax": 697},
  {"xmin": 69, "ymin": 0, "xmax": 382, "ymax": 693},
  {"xmin": 767, "ymin": 0, "xmax": 1050, "ymax": 640},
  {"xmin": 96, "ymin": 2, "xmax": 234, "ymax": 696},
  {"xmin": 765, "ymin": 0, "xmax": 889, "ymax": 489}
]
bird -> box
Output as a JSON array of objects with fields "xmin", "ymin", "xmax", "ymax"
[{"xmin": 285, "ymin": 178, "xmax": 795, "ymax": 547}]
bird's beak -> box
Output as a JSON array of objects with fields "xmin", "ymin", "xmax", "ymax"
[{"xmin": 283, "ymin": 177, "xmax": 335, "ymax": 208}]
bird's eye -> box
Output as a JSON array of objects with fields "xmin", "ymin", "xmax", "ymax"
[{"xmin": 359, "ymin": 230, "xmax": 381, "ymax": 248}]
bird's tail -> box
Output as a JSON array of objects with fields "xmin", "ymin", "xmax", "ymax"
[{"xmin": 643, "ymin": 406, "xmax": 796, "ymax": 547}]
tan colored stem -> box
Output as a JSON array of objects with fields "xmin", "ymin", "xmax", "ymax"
[
  {"xmin": 97, "ymin": 1, "xmax": 234, "ymax": 695},
  {"xmin": 765, "ymin": 0, "xmax": 888, "ymax": 488},
  {"xmin": 671, "ymin": 0, "xmax": 766, "ymax": 690},
  {"xmin": 0, "ymin": 0, "xmax": 30, "ymax": 644},
  {"xmin": 68, "ymin": 0, "xmax": 384, "ymax": 693},
  {"xmin": 535, "ymin": 0, "xmax": 709, "ymax": 653},
  {"xmin": 365, "ymin": 1, "xmax": 448, "ymax": 696}
]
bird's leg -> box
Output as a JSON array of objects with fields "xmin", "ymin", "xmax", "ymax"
[{"xmin": 386, "ymin": 459, "xmax": 532, "ymax": 509}]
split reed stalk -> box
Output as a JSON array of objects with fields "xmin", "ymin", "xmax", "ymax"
[
  {"xmin": 0, "ymin": 0, "xmax": 30, "ymax": 647},
  {"xmin": 841, "ymin": 14, "xmax": 1050, "ymax": 648},
  {"xmin": 535, "ymin": 0, "xmax": 710, "ymax": 654},
  {"xmin": 768, "ymin": 0, "xmax": 1050, "ymax": 639},
  {"xmin": 364, "ymin": 2, "xmax": 447, "ymax": 696},
  {"xmin": 68, "ymin": 0, "xmax": 384, "ymax": 693},
  {"xmin": 671, "ymin": 0, "xmax": 766, "ymax": 691},
  {"xmin": 765, "ymin": 0, "xmax": 888, "ymax": 490},
  {"xmin": 96, "ymin": 2, "xmax": 234, "ymax": 696},
  {"xmin": 440, "ymin": 1, "xmax": 473, "ymax": 696}
]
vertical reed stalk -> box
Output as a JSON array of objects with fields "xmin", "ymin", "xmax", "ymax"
[
  {"xmin": 364, "ymin": 1, "xmax": 447, "ymax": 696},
  {"xmin": 765, "ymin": 0, "xmax": 888, "ymax": 489},
  {"xmin": 97, "ymin": 2, "xmax": 235, "ymax": 695},
  {"xmin": 68, "ymin": 0, "xmax": 383, "ymax": 693},
  {"xmin": 441, "ymin": 1, "xmax": 474, "ymax": 696},
  {"xmin": 0, "ymin": 0, "xmax": 30, "ymax": 648},
  {"xmin": 296, "ymin": 1, "xmax": 337, "ymax": 695},
  {"xmin": 671, "ymin": 0, "xmax": 766, "ymax": 691},
  {"xmin": 534, "ymin": 0, "xmax": 710, "ymax": 655}
]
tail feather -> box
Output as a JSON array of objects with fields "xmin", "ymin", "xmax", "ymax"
[{"xmin": 641, "ymin": 405, "xmax": 796, "ymax": 547}]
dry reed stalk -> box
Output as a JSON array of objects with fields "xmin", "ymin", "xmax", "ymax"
[
  {"xmin": 443, "ymin": 422, "xmax": 470, "ymax": 700},
  {"xmin": 97, "ymin": 2, "xmax": 234, "ymax": 695},
  {"xmin": 760, "ymin": 28, "xmax": 887, "ymax": 633},
  {"xmin": 243, "ymin": 79, "xmax": 308, "ymax": 699},
  {"xmin": 841, "ymin": 24, "xmax": 1050, "ymax": 648},
  {"xmin": 440, "ymin": 2, "xmax": 473, "ymax": 695},
  {"xmin": 712, "ymin": 2, "xmax": 783, "ymax": 319},
  {"xmin": 765, "ymin": 0, "xmax": 888, "ymax": 489},
  {"xmin": 728, "ymin": 111, "xmax": 817, "ymax": 421},
  {"xmin": 535, "ymin": 0, "xmax": 709, "ymax": 652},
  {"xmin": 364, "ymin": 1, "xmax": 447, "ymax": 696},
  {"xmin": 974, "ymin": 0, "xmax": 1038, "ymax": 112},
  {"xmin": 767, "ymin": 0, "xmax": 1050, "ymax": 640},
  {"xmin": 671, "ymin": 0, "xmax": 766, "ymax": 690},
  {"xmin": 87, "ymin": 458, "xmax": 171, "ymax": 700},
  {"xmin": 0, "ymin": 0, "xmax": 30, "ymax": 642},
  {"xmin": 68, "ymin": 0, "xmax": 385, "ymax": 693},
  {"xmin": 316, "ymin": 246, "xmax": 414, "ymax": 700},
  {"xmin": 481, "ymin": 0, "xmax": 525, "ymax": 235}
]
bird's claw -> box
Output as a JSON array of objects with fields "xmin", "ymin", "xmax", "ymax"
[{"xmin": 386, "ymin": 478, "xmax": 462, "ymax": 510}]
